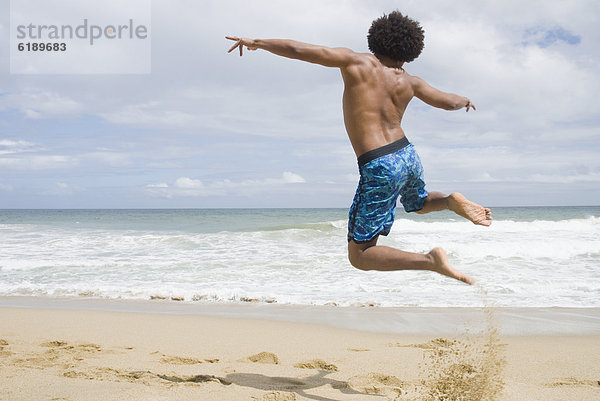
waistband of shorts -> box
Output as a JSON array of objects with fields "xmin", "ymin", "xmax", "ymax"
[{"xmin": 357, "ymin": 136, "xmax": 410, "ymax": 168}]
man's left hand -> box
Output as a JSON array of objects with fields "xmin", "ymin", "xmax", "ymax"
[
  {"xmin": 226, "ymin": 36, "xmax": 257, "ymax": 56},
  {"xmin": 465, "ymin": 100, "xmax": 476, "ymax": 112}
]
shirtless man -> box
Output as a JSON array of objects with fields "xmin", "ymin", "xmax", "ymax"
[{"xmin": 226, "ymin": 11, "xmax": 492, "ymax": 284}]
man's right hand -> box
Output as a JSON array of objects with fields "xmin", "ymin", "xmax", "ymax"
[{"xmin": 226, "ymin": 36, "xmax": 258, "ymax": 56}]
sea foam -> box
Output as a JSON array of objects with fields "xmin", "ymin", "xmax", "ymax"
[{"xmin": 0, "ymin": 208, "xmax": 598, "ymax": 307}]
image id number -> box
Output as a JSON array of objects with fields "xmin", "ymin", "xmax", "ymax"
[{"xmin": 18, "ymin": 42, "xmax": 67, "ymax": 52}]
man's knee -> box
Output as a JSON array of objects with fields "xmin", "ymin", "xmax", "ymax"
[
  {"xmin": 348, "ymin": 254, "xmax": 371, "ymax": 271},
  {"xmin": 348, "ymin": 242, "xmax": 372, "ymax": 271},
  {"xmin": 348, "ymin": 251, "xmax": 362, "ymax": 270}
]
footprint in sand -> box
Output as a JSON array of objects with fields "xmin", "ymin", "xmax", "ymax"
[
  {"xmin": 41, "ymin": 341, "xmax": 129, "ymax": 359},
  {"xmin": 388, "ymin": 337, "xmax": 458, "ymax": 349},
  {"xmin": 0, "ymin": 339, "xmax": 11, "ymax": 357},
  {"xmin": 156, "ymin": 373, "xmax": 231, "ymax": 385},
  {"xmin": 251, "ymin": 391, "xmax": 297, "ymax": 401},
  {"xmin": 548, "ymin": 377, "xmax": 600, "ymax": 388},
  {"xmin": 45, "ymin": 342, "xmax": 105, "ymax": 359},
  {"xmin": 63, "ymin": 370, "xmax": 94, "ymax": 380},
  {"xmin": 12, "ymin": 350, "xmax": 61, "ymax": 368},
  {"xmin": 76, "ymin": 343, "xmax": 102, "ymax": 351},
  {"xmin": 62, "ymin": 366, "xmax": 233, "ymax": 386},
  {"xmin": 101, "ymin": 368, "xmax": 151, "ymax": 384},
  {"xmin": 40, "ymin": 340, "xmax": 68, "ymax": 347},
  {"xmin": 347, "ymin": 348, "xmax": 370, "ymax": 352},
  {"xmin": 247, "ymin": 352, "xmax": 280, "ymax": 364},
  {"xmin": 64, "ymin": 367, "xmax": 138, "ymax": 382},
  {"xmin": 348, "ymin": 373, "xmax": 404, "ymax": 397},
  {"xmin": 294, "ymin": 359, "xmax": 338, "ymax": 372},
  {"xmin": 160, "ymin": 355, "xmax": 204, "ymax": 364},
  {"xmin": 159, "ymin": 354, "xmax": 220, "ymax": 364}
]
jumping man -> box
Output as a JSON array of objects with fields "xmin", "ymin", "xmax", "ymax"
[{"xmin": 226, "ymin": 11, "xmax": 492, "ymax": 285}]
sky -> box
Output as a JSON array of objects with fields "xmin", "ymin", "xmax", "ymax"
[{"xmin": 0, "ymin": 0, "xmax": 599, "ymax": 208}]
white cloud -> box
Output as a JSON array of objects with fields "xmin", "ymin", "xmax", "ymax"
[
  {"xmin": 344, "ymin": 173, "xmax": 359, "ymax": 183},
  {"xmin": 100, "ymin": 102, "xmax": 198, "ymax": 128},
  {"xmin": 0, "ymin": 155, "xmax": 76, "ymax": 170},
  {"xmin": 0, "ymin": 145, "xmax": 136, "ymax": 171},
  {"xmin": 83, "ymin": 151, "xmax": 132, "ymax": 168},
  {"xmin": 0, "ymin": 140, "xmax": 39, "ymax": 155},
  {"xmin": 282, "ymin": 171, "xmax": 306, "ymax": 183},
  {"xmin": 239, "ymin": 172, "xmax": 307, "ymax": 187},
  {"xmin": 147, "ymin": 172, "xmax": 306, "ymax": 198},
  {"xmin": 419, "ymin": 144, "xmax": 600, "ymax": 190},
  {"xmin": 174, "ymin": 177, "xmax": 204, "ymax": 189},
  {"xmin": 42, "ymin": 182, "xmax": 81, "ymax": 196},
  {"xmin": 0, "ymin": 183, "xmax": 13, "ymax": 191},
  {"xmin": 527, "ymin": 173, "xmax": 600, "ymax": 184},
  {"xmin": 0, "ymin": 140, "xmax": 35, "ymax": 147},
  {"xmin": 412, "ymin": 16, "xmax": 598, "ymax": 139},
  {"xmin": 0, "ymin": 91, "xmax": 83, "ymax": 119},
  {"xmin": 469, "ymin": 172, "xmax": 600, "ymax": 184}
]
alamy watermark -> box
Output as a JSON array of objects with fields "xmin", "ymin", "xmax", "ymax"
[{"xmin": 10, "ymin": 0, "xmax": 151, "ymax": 74}]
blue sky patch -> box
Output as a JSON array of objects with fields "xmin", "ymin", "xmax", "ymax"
[{"xmin": 522, "ymin": 26, "xmax": 581, "ymax": 48}]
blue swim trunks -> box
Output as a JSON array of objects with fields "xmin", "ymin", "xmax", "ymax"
[{"xmin": 348, "ymin": 137, "xmax": 428, "ymax": 243}]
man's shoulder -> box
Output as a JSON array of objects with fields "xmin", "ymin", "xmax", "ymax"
[
  {"xmin": 407, "ymin": 72, "xmax": 435, "ymax": 84},
  {"xmin": 356, "ymin": 52, "xmax": 379, "ymax": 64},
  {"xmin": 341, "ymin": 53, "xmax": 380, "ymax": 72}
]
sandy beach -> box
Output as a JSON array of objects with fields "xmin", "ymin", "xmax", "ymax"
[{"xmin": 1, "ymin": 304, "xmax": 599, "ymax": 401}]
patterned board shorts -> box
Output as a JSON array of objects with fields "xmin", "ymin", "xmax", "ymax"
[{"xmin": 348, "ymin": 136, "xmax": 428, "ymax": 243}]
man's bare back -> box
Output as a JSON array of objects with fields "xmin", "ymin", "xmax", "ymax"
[
  {"xmin": 340, "ymin": 53, "xmax": 413, "ymax": 156},
  {"xmin": 341, "ymin": 52, "xmax": 476, "ymax": 156},
  {"xmin": 226, "ymin": 11, "xmax": 490, "ymax": 285}
]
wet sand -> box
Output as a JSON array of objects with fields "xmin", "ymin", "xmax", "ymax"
[{"xmin": 1, "ymin": 304, "xmax": 599, "ymax": 400}]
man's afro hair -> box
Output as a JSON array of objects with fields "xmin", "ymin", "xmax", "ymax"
[{"xmin": 367, "ymin": 11, "xmax": 424, "ymax": 63}]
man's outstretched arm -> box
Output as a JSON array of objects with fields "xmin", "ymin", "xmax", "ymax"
[
  {"xmin": 226, "ymin": 36, "xmax": 359, "ymax": 68},
  {"xmin": 411, "ymin": 75, "xmax": 476, "ymax": 112}
]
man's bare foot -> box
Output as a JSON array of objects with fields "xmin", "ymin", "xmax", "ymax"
[
  {"xmin": 428, "ymin": 247, "xmax": 474, "ymax": 285},
  {"xmin": 447, "ymin": 192, "xmax": 492, "ymax": 226}
]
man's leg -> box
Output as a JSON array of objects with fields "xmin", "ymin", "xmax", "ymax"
[
  {"xmin": 346, "ymin": 191, "xmax": 491, "ymax": 284},
  {"xmin": 348, "ymin": 237, "xmax": 474, "ymax": 284},
  {"xmin": 416, "ymin": 191, "xmax": 492, "ymax": 226}
]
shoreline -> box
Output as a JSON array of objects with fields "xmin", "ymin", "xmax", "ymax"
[{"xmin": 1, "ymin": 296, "xmax": 599, "ymax": 336}]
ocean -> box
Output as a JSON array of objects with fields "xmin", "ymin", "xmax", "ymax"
[{"xmin": 0, "ymin": 207, "xmax": 598, "ymax": 308}]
